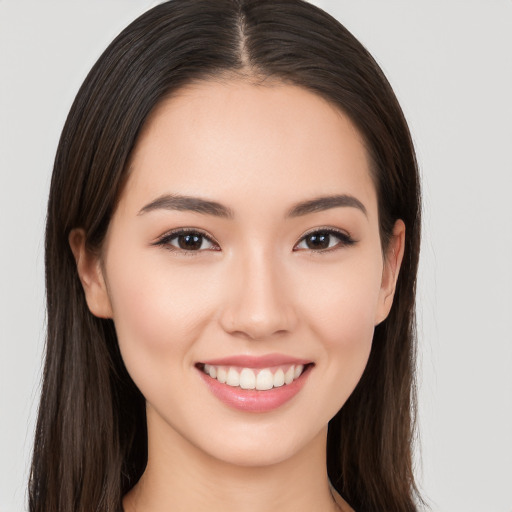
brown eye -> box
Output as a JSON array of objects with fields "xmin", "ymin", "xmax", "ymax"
[
  {"xmin": 303, "ymin": 232, "xmax": 331, "ymax": 250},
  {"xmin": 176, "ymin": 233, "xmax": 204, "ymax": 250},
  {"xmin": 294, "ymin": 229, "xmax": 355, "ymax": 252},
  {"xmin": 155, "ymin": 230, "xmax": 218, "ymax": 252}
]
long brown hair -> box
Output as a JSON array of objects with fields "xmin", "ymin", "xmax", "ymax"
[{"xmin": 30, "ymin": 1, "xmax": 422, "ymax": 510}]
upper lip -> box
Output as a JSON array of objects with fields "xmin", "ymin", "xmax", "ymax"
[{"xmin": 199, "ymin": 353, "xmax": 312, "ymax": 368}]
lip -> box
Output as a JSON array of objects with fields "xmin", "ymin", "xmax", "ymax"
[
  {"xmin": 200, "ymin": 353, "xmax": 311, "ymax": 369},
  {"xmin": 196, "ymin": 358, "xmax": 313, "ymax": 413}
]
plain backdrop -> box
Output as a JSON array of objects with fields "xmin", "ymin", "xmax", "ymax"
[{"xmin": 1, "ymin": 1, "xmax": 511, "ymax": 511}]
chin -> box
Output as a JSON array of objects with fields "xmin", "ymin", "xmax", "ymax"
[
  {"xmin": 202, "ymin": 439, "xmax": 307, "ymax": 468},
  {"xmin": 187, "ymin": 416, "xmax": 328, "ymax": 469}
]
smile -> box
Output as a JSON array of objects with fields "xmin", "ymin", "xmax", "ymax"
[
  {"xmin": 201, "ymin": 363, "xmax": 305, "ymax": 390},
  {"xmin": 196, "ymin": 355, "xmax": 313, "ymax": 413}
]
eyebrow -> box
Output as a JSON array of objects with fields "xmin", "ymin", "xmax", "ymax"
[
  {"xmin": 138, "ymin": 193, "xmax": 367, "ymax": 218},
  {"xmin": 286, "ymin": 194, "xmax": 367, "ymax": 218},
  {"xmin": 138, "ymin": 194, "xmax": 234, "ymax": 218}
]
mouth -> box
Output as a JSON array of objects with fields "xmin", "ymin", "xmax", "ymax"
[
  {"xmin": 196, "ymin": 362, "xmax": 311, "ymax": 390},
  {"xmin": 195, "ymin": 357, "xmax": 314, "ymax": 413}
]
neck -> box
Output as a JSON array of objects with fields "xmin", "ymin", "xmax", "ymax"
[{"xmin": 123, "ymin": 410, "xmax": 345, "ymax": 512}]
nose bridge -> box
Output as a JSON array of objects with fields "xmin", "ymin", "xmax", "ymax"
[{"xmin": 220, "ymin": 245, "xmax": 296, "ymax": 340}]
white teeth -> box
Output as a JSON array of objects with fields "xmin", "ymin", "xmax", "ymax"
[
  {"xmin": 239, "ymin": 368, "xmax": 256, "ymax": 390},
  {"xmin": 256, "ymin": 369, "xmax": 274, "ymax": 390},
  {"xmin": 284, "ymin": 366, "xmax": 294, "ymax": 385},
  {"xmin": 226, "ymin": 368, "xmax": 240, "ymax": 387},
  {"xmin": 203, "ymin": 363, "xmax": 308, "ymax": 390},
  {"xmin": 273, "ymin": 368, "xmax": 285, "ymax": 387},
  {"xmin": 217, "ymin": 367, "xmax": 227, "ymax": 384},
  {"xmin": 204, "ymin": 364, "xmax": 217, "ymax": 379}
]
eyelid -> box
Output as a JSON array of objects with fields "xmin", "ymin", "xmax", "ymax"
[
  {"xmin": 152, "ymin": 227, "xmax": 220, "ymax": 252},
  {"xmin": 293, "ymin": 226, "xmax": 356, "ymax": 252},
  {"xmin": 151, "ymin": 226, "xmax": 354, "ymax": 253}
]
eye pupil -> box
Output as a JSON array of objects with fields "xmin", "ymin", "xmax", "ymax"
[
  {"xmin": 178, "ymin": 234, "xmax": 202, "ymax": 250},
  {"xmin": 306, "ymin": 233, "xmax": 330, "ymax": 250}
]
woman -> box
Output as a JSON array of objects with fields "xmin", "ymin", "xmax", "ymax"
[{"xmin": 30, "ymin": 0, "xmax": 422, "ymax": 510}]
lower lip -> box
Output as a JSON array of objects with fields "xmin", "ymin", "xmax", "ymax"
[{"xmin": 197, "ymin": 365, "xmax": 312, "ymax": 413}]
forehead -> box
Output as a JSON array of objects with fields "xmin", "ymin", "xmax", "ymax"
[{"xmin": 123, "ymin": 79, "xmax": 377, "ymax": 217}]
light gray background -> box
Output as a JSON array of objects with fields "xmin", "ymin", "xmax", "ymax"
[{"xmin": 1, "ymin": 1, "xmax": 511, "ymax": 511}]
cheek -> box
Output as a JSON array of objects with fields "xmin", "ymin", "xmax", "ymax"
[
  {"xmin": 297, "ymin": 252, "xmax": 382, "ymax": 383},
  {"xmin": 104, "ymin": 249, "xmax": 219, "ymax": 385},
  {"xmin": 302, "ymin": 254, "xmax": 382, "ymax": 337}
]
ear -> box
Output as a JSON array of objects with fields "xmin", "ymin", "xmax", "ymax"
[
  {"xmin": 375, "ymin": 219, "xmax": 406, "ymax": 325},
  {"xmin": 68, "ymin": 228, "xmax": 113, "ymax": 319}
]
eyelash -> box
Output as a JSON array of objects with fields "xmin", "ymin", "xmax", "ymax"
[
  {"xmin": 293, "ymin": 228, "xmax": 356, "ymax": 253},
  {"xmin": 152, "ymin": 228, "xmax": 220, "ymax": 254},
  {"xmin": 153, "ymin": 227, "xmax": 356, "ymax": 254}
]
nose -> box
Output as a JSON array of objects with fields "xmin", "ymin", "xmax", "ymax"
[{"xmin": 219, "ymin": 250, "xmax": 298, "ymax": 341}]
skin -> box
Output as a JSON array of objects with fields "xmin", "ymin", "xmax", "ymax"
[{"xmin": 70, "ymin": 79, "xmax": 405, "ymax": 512}]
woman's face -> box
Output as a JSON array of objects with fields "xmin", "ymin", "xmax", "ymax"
[{"xmin": 76, "ymin": 80, "xmax": 403, "ymax": 467}]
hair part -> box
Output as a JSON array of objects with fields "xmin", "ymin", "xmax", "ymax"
[{"xmin": 31, "ymin": 1, "xmax": 422, "ymax": 511}]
